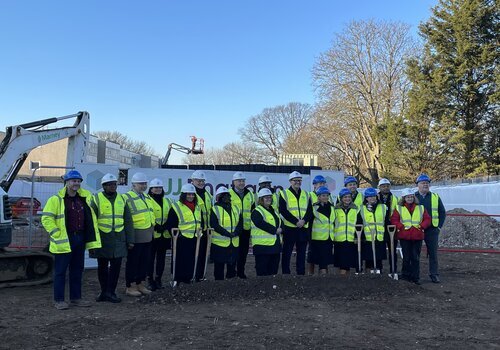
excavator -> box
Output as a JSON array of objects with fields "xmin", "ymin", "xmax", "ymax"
[
  {"xmin": 161, "ymin": 136, "xmax": 204, "ymax": 166},
  {"xmin": 0, "ymin": 111, "xmax": 89, "ymax": 287}
]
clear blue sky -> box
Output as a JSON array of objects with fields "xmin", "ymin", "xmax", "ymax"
[{"xmin": 0, "ymin": 0, "xmax": 436, "ymax": 164}]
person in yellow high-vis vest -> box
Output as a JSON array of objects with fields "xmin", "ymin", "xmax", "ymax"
[
  {"xmin": 256, "ymin": 175, "xmax": 280, "ymax": 212},
  {"xmin": 122, "ymin": 172, "xmax": 156, "ymax": 297},
  {"xmin": 191, "ymin": 170, "xmax": 213, "ymax": 281},
  {"xmin": 359, "ymin": 188, "xmax": 387, "ymax": 272},
  {"xmin": 146, "ymin": 178, "xmax": 172, "ymax": 291},
  {"xmin": 251, "ymin": 188, "xmax": 282, "ymax": 276},
  {"xmin": 377, "ymin": 178, "xmax": 399, "ymax": 274},
  {"xmin": 41, "ymin": 170, "xmax": 101, "ymax": 310},
  {"xmin": 279, "ymin": 171, "xmax": 313, "ymax": 275},
  {"xmin": 90, "ymin": 173, "xmax": 134, "ymax": 304},
  {"xmin": 336, "ymin": 176, "xmax": 364, "ymax": 210},
  {"xmin": 165, "ymin": 183, "xmax": 202, "ymax": 284},
  {"xmin": 210, "ymin": 186, "xmax": 242, "ymax": 280},
  {"xmin": 310, "ymin": 186, "xmax": 335, "ymax": 275},
  {"xmin": 229, "ymin": 171, "xmax": 255, "ymax": 279}
]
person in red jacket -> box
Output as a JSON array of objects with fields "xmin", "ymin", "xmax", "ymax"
[{"xmin": 390, "ymin": 188, "xmax": 431, "ymax": 285}]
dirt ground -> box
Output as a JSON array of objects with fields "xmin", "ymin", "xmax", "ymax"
[{"xmin": 1, "ymin": 252, "xmax": 499, "ymax": 350}]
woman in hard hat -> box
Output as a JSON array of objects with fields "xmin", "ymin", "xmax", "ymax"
[
  {"xmin": 257, "ymin": 175, "xmax": 279, "ymax": 211},
  {"xmin": 333, "ymin": 188, "xmax": 361, "ymax": 274},
  {"xmin": 307, "ymin": 175, "xmax": 327, "ymax": 275},
  {"xmin": 210, "ymin": 186, "xmax": 242, "ymax": 280},
  {"xmin": 251, "ymin": 188, "xmax": 282, "ymax": 276},
  {"xmin": 310, "ymin": 186, "xmax": 335, "ymax": 275},
  {"xmin": 377, "ymin": 178, "xmax": 399, "ymax": 275},
  {"xmin": 165, "ymin": 183, "xmax": 202, "ymax": 284},
  {"xmin": 146, "ymin": 178, "xmax": 172, "ymax": 290},
  {"xmin": 390, "ymin": 188, "xmax": 431, "ymax": 285},
  {"xmin": 359, "ymin": 187, "xmax": 387, "ymax": 272}
]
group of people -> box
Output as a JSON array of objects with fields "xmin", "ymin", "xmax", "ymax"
[{"xmin": 41, "ymin": 169, "xmax": 446, "ymax": 310}]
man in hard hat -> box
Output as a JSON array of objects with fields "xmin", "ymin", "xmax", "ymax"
[
  {"xmin": 414, "ymin": 174, "xmax": 446, "ymax": 283},
  {"xmin": 146, "ymin": 178, "xmax": 172, "ymax": 290},
  {"xmin": 229, "ymin": 171, "xmax": 255, "ymax": 279},
  {"xmin": 42, "ymin": 170, "xmax": 101, "ymax": 310},
  {"xmin": 377, "ymin": 178, "xmax": 399, "ymax": 275},
  {"xmin": 122, "ymin": 172, "xmax": 156, "ymax": 296},
  {"xmin": 90, "ymin": 173, "xmax": 134, "ymax": 303},
  {"xmin": 337, "ymin": 176, "xmax": 364, "ymax": 210},
  {"xmin": 279, "ymin": 171, "xmax": 313, "ymax": 275},
  {"xmin": 191, "ymin": 170, "xmax": 213, "ymax": 281},
  {"xmin": 307, "ymin": 174, "xmax": 328, "ymax": 275},
  {"xmin": 256, "ymin": 175, "xmax": 279, "ymax": 211}
]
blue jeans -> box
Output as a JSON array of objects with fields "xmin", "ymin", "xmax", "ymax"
[
  {"xmin": 53, "ymin": 233, "xmax": 85, "ymax": 302},
  {"xmin": 424, "ymin": 228, "xmax": 439, "ymax": 277}
]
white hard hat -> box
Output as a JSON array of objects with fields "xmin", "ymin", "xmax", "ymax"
[
  {"xmin": 232, "ymin": 172, "xmax": 246, "ymax": 181},
  {"xmin": 258, "ymin": 175, "xmax": 272, "ymax": 184},
  {"xmin": 181, "ymin": 183, "xmax": 196, "ymax": 194},
  {"xmin": 149, "ymin": 178, "xmax": 163, "ymax": 188},
  {"xmin": 258, "ymin": 188, "xmax": 273, "ymax": 198},
  {"xmin": 131, "ymin": 172, "xmax": 148, "ymax": 184},
  {"xmin": 289, "ymin": 171, "xmax": 302, "ymax": 180},
  {"xmin": 191, "ymin": 170, "xmax": 206, "ymax": 180},
  {"xmin": 401, "ymin": 188, "xmax": 415, "ymax": 197},
  {"xmin": 215, "ymin": 186, "xmax": 230, "ymax": 197},
  {"xmin": 101, "ymin": 173, "xmax": 118, "ymax": 185},
  {"xmin": 378, "ymin": 178, "xmax": 391, "ymax": 187}
]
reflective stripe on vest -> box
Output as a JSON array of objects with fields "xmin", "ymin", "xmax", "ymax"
[
  {"xmin": 171, "ymin": 201, "xmax": 201, "ymax": 238},
  {"xmin": 196, "ymin": 191, "xmax": 213, "ymax": 230},
  {"xmin": 212, "ymin": 205, "xmax": 240, "ymax": 247},
  {"xmin": 94, "ymin": 192, "xmax": 125, "ymax": 233},
  {"xmin": 360, "ymin": 204, "xmax": 386, "ymax": 241},
  {"xmin": 337, "ymin": 192, "xmax": 364, "ymax": 212},
  {"xmin": 333, "ymin": 207, "xmax": 357, "ymax": 242},
  {"xmin": 251, "ymin": 206, "xmax": 278, "ymax": 246},
  {"xmin": 397, "ymin": 205, "xmax": 424, "ymax": 229},
  {"xmin": 151, "ymin": 197, "xmax": 172, "ymax": 239},
  {"xmin": 311, "ymin": 204, "xmax": 336, "ymax": 241},
  {"xmin": 430, "ymin": 193, "xmax": 440, "ymax": 227},
  {"xmin": 280, "ymin": 189, "xmax": 310, "ymax": 228},
  {"xmin": 230, "ymin": 189, "xmax": 254, "ymax": 230},
  {"xmin": 123, "ymin": 191, "xmax": 155, "ymax": 230}
]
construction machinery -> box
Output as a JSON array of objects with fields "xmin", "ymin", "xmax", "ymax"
[
  {"xmin": 161, "ymin": 136, "xmax": 204, "ymax": 166},
  {"xmin": 0, "ymin": 111, "xmax": 89, "ymax": 287}
]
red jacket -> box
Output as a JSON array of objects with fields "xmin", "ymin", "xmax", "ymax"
[{"xmin": 390, "ymin": 203, "xmax": 431, "ymax": 241}]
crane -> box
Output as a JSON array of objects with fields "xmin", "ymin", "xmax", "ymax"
[
  {"xmin": 161, "ymin": 136, "xmax": 204, "ymax": 166},
  {"xmin": 0, "ymin": 111, "xmax": 89, "ymax": 287}
]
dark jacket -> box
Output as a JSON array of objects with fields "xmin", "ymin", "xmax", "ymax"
[
  {"xmin": 210, "ymin": 202, "xmax": 242, "ymax": 264},
  {"xmin": 415, "ymin": 191, "xmax": 446, "ymax": 229},
  {"xmin": 251, "ymin": 205, "xmax": 281, "ymax": 255}
]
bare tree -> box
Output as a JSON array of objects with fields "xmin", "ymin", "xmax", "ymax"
[
  {"xmin": 312, "ymin": 20, "xmax": 416, "ymax": 185},
  {"xmin": 95, "ymin": 130, "xmax": 157, "ymax": 155},
  {"xmin": 184, "ymin": 142, "xmax": 271, "ymax": 165},
  {"xmin": 238, "ymin": 102, "xmax": 314, "ymax": 164}
]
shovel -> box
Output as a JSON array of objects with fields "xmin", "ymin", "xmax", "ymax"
[
  {"xmin": 355, "ymin": 224, "xmax": 364, "ymax": 274},
  {"xmin": 192, "ymin": 229, "xmax": 203, "ymax": 283},
  {"xmin": 202, "ymin": 228, "xmax": 214, "ymax": 280},
  {"xmin": 170, "ymin": 228, "xmax": 180, "ymax": 288},
  {"xmin": 369, "ymin": 226, "xmax": 380, "ymax": 274},
  {"xmin": 387, "ymin": 225, "xmax": 398, "ymax": 280}
]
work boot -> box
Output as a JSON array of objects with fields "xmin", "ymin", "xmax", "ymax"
[
  {"xmin": 95, "ymin": 293, "xmax": 107, "ymax": 302},
  {"xmin": 54, "ymin": 301, "xmax": 69, "ymax": 310},
  {"xmin": 147, "ymin": 277, "xmax": 157, "ymax": 291},
  {"xmin": 70, "ymin": 299, "xmax": 91, "ymax": 307},
  {"xmin": 125, "ymin": 284, "xmax": 142, "ymax": 297},
  {"xmin": 136, "ymin": 282, "xmax": 152, "ymax": 295},
  {"xmin": 155, "ymin": 277, "xmax": 164, "ymax": 289},
  {"xmin": 106, "ymin": 293, "xmax": 122, "ymax": 303},
  {"xmin": 430, "ymin": 275, "xmax": 441, "ymax": 283}
]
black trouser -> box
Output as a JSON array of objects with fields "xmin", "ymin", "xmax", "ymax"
[
  {"xmin": 148, "ymin": 237, "xmax": 171, "ymax": 280},
  {"xmin": 97, "ymin": 257, "xmax": 122, "ymax": 295},
  {"xmin": 364, "ymin": 259, "xmax": 383, "ymax": 270},
  {"xmin": 400, "ymin": 240, "xmax": 423, "ymax": 282},
  {"xmin": 237, "ymin": 229, "xmax": 251, "ymax": 277},
  {"xmin": 214, "ymin": 262, "xmax": 236, "ymax": 280},
  {"xmin": 196, "ymin": 233, "xmax": 208, "ymax": 280},
  {"xmin": 282, "ymin": 230, "xmax": 307, "ymax": 275},
  {"xmin": 125, "ymin": 242, "xmax": 151, "ymax": 287},
  {"xmin": 255, "ymin": 254, "xmax": 280, "ymax": 276}
]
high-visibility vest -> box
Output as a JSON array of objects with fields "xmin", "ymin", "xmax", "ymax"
[
  {"xmin": 196, "ymin": 190, "xmax": 213, "ymax": 230},
  {"xmin": 397, "ymin": 204, "xmax": 424, "ymax": 229},
  {"xmin": 359, "ymin": 204, "xmax": 387, "ymax": 241},
  {"xmin": 211, "ymin": 205, "xmax": 240, "ymax": 247},
  {"xmin": 171, "ymin": 201, "xmax": 202, "ymax": 239},
  {"xmin": 280, "ymin": 189, "xmax": 310, "ymax": 228},
  {"xmin": 337, "ymin": 191, "xmax": 364, "ymax": 211},
  {"xmin": 123, "ymin": 191, "xmax": 155, "ymax": 230},
  {"xmin": 150, "ymin": 197, "xmax": 172, "ymax": 239},
  {"xmin": 251, "ymin": 205, "xmax": 279, "ymax": 246},
  {"xmin": 430, "ymin": 193, "xmax": 440, "ymax": 227},
  {"xmin": 41, "ymin": 187, "xmax": 101, "ymax": 254},
  {"xmin": 93, "ymin": 192, "xmax": 125, "ymax": 233},
  {"xmin": 333, "ymin": 207, "xmax": 358, "ymax": 242},
  {"xmin": 230, "ymin": 189, "xmax": 255, "ymax": 230},
  {"xmin": 311, "ymin": 204, "xmax": 336, "ymax": 241}
]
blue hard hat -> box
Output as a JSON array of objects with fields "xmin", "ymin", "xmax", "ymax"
[
  {"xmin": 316, "ymin": 186, "xmax": 330, "ymax": 196},
  {"xmin": 64, "ymin": 170, "xmax": 83, "ymax": 181},
  {"xmin": 312, "ymin": 175, "xmax": 326, "ymax": 185},
  {"xmin": 415, "ymin": 173, "xmax": 431, "ymax": 184},
  {"xmin": 364, "ymin": 187, "xmax": 377, "ymax": 198},
  {"xmin": 339, "ymin": 188, "xmax": 351, "ymax": 198},
  {"xmin": 344, "ymin": 176, "xmax": 357, "ymax": 186}
]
